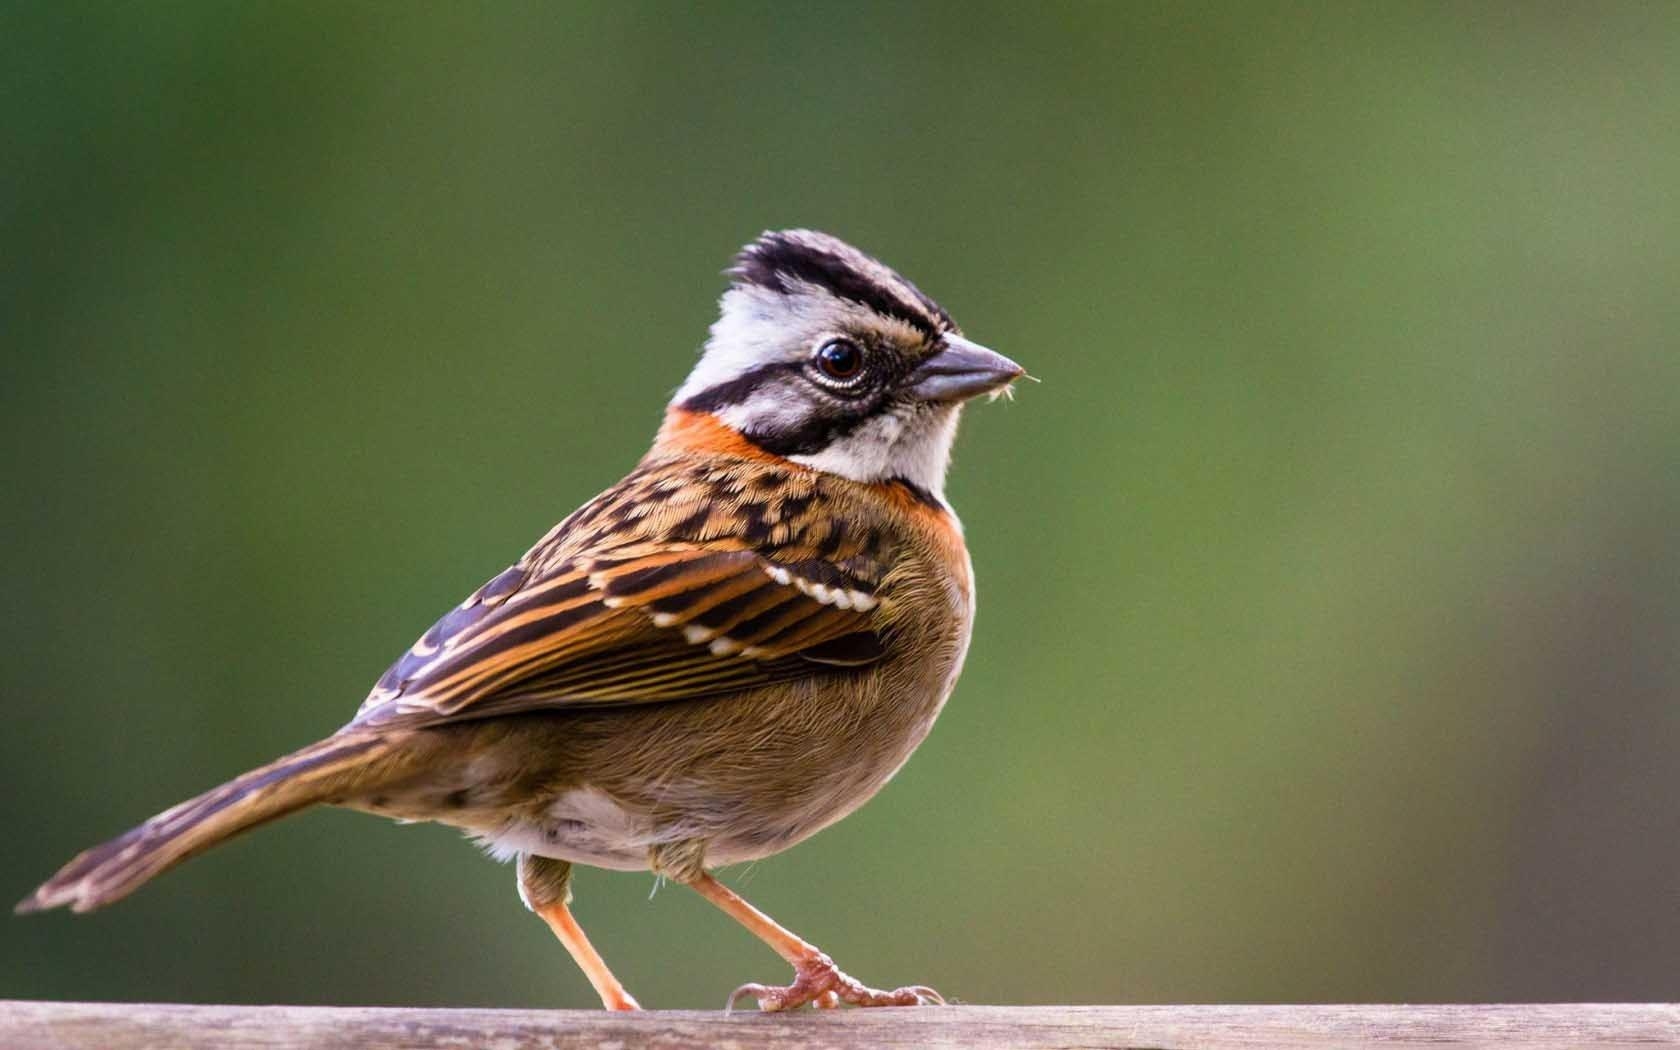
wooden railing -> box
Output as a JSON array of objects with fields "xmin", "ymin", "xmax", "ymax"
[{"xmin": 3, "ymin": 1000, "xmax": 1676, "ymax": 1048}]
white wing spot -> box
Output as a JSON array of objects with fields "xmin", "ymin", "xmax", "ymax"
[{"xmin": 780, "ymin": 573, "xmax": 877, "ymax": 612}]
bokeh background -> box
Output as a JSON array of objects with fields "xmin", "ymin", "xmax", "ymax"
[{"xmin": 6, "ymin": 2, "xmax": 1680, "ymax": 1009}]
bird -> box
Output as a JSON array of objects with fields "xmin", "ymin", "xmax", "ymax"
[{"xmin": 18, "ymin": 229, "xmax": 1025, "ymax": 1012}]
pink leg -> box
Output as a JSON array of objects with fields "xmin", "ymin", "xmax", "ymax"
[
  {"xmin": 532, "ymin": 898, "xmax": 642, "ymax": 1011},
  {"xmin": 688, "ymin": 872, "xmax": 943, "ymax": 1012}
]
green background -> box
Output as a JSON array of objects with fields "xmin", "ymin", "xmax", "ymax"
[{"xmin": 6, "ymin": 3, "xmax": 1680, "ymax": 1009}]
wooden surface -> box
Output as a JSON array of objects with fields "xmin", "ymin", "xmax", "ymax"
[{"xmin": 3, "ymin": 1001, "xmax": 1678, "ymax": 1049}]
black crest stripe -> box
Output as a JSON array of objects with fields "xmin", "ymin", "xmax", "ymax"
[{"xmin": 731, "ymin": 233, "xmax": 948, "ymax": 339}]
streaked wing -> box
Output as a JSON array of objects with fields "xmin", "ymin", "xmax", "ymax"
[{"xmin": 351, "ymin": 529, "xmax": 886, "ymax": 731}]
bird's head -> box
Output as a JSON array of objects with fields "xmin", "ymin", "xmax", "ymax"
[{"xmin": 663, "ymin": 230, "xmax": 1023, "ymax": 502}]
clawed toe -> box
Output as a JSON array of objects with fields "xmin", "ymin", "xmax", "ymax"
[
  {"xmin": 724, "ymin": 954, "xmax": 944, "ymax": 1012},
  {"xmin": 727, "ymin": 981, "xmax": 775, "ymax": 1012}
]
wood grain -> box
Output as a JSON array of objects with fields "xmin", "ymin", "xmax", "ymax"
[{"xmin": 3, "ymin": 1001, "xmax": 1677, "ymax": 1049}]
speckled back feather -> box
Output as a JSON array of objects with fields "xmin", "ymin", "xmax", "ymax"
[{"xmin": 350, "ymin": 411, "xmax": 961, "ymax": 730}]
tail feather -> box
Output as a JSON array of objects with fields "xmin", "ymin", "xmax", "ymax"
[{"xmin": 17, "ymin": 733, "xmax": 396, "ymax": 914}]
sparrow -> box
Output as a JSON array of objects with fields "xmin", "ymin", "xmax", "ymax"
[{"xmin": 18, "ymin": 229, "xmax": 1024, "ymax": 1012}]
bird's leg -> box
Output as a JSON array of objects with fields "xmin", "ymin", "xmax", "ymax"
[
  {"xmin": 517, "ymin": 855, "xmax": 641, "ymax": 1011},
  {"xmin": 684, "ymin": 869, "xmax": 944, "ymax": 1012}
]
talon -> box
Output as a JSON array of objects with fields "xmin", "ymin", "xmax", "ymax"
[
  {"xmin": 726, "ymin": 982, "xmax": 771, "ymax": 1013},
  {"xmin": 725, "ymin": 954, "xmax": 943, "ymax": 1011}
]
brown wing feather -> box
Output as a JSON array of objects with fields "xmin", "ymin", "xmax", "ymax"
[{"xmin": 351, "ymin": 460, "xmax": 890, "ymax": 730}]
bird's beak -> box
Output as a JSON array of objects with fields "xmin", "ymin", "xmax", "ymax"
[{"xmin": 906, "ymin": 334, "xmax": 1026, "ymax": 404}]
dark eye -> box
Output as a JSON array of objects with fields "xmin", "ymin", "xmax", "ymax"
[{"xmin": 814, "ymin": 339, "xmax": 864, "ymax": 382}]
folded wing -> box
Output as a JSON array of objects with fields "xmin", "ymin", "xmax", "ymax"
[{"xmin": 351, "ymin": 543, "xmax": 885, "ymax": 730}]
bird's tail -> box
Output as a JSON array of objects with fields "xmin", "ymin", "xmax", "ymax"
[{"xmin": 17, "ymin": 733, "xmax": 399, "ymax": 914}]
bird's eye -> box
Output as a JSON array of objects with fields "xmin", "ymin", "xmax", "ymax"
[{"xmin": 814, "ymin": 339, "xmax": 865, "ymax": 383}]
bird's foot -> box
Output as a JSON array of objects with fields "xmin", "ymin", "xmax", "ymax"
[{"xmin": 726, "ymin": 951, "xmax": 943, "ymax": 1012}]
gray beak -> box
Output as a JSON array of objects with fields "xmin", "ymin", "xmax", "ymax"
[{"xmin": 906, "ymin": 334, "xmax": 1025, "ymax": 404}]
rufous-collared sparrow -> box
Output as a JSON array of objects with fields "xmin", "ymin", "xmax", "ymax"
[{"xmin": 20, "ymin": 229, "xmax": 1025, "ymax": 1012}]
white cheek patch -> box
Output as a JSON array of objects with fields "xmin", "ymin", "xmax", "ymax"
[
  {"xmin": 713, "ymin": 385, "xmax": 808, "ymax": 437},
  {"xmin": 890, "ymin": 406, "xmax": 960, "ymax": 496},
  {"xmin": 790, "ymin": 414, "xmax": 900, "ymax": 483},
  {"xmin": 790, "ymin": 406, "xmax": 959, "ymax": 499}
]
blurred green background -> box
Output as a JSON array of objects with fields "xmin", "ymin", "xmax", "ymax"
[{"xmin": 6, "ymin": 2, "xmax": 1680, "ymax": 1009}]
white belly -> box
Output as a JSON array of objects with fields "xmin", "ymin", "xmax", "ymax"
[{"xmin": 471, "ymin": 786, "xmax": 687, "ymax": 871}]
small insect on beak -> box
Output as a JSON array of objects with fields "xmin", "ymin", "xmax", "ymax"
[{"xmin": 906, "ymin": 334, "xmax": 1027, "ymax": 404}]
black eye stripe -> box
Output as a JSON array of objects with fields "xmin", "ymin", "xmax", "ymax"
[
  {"xmin": 680, "ymin": 338, "xmax": 917, "ymax": 459},
  {"xmin": 687, "ymin": 367, "xmax": 896, "ymax": 457},
  {"xmin": 682, "ymin": 341, "xmax": 900, "ymax": 413},
  {"xmin": 679, "ymin": 361, "xmax": 802, "ymax": 413}
]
